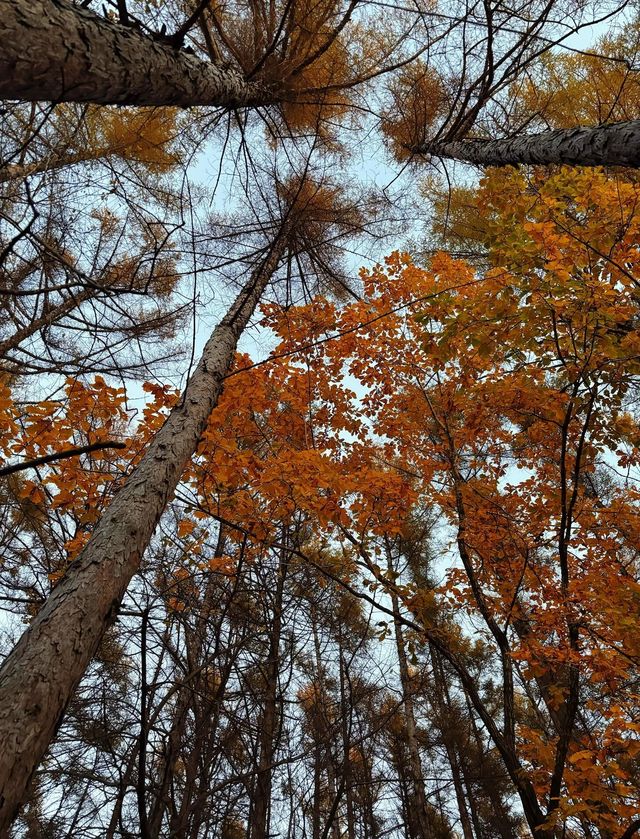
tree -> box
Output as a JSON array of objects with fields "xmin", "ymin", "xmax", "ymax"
[
  {"xmin": 4, "ymin": 1, "xmax": 640, "ymax": 834},
  {"xmin": 0, "ymin": 100, "xmax": 189, "ymax": 379},
  {"xmin": 0, "ymin": 171, "xmax": 371, "ymax": 830},
  {"xmin": 413, "ymin": 119, "xmax": 640, "ymax": 167},
  {"xmin": 0, "ymin": 189, "xmax": 283, "ymax": 829},
  {"xmin": 0, "ymin": 0, "xmax": 267, "ymax": 107},
  {"xmin": 0, "ymin": 234, "xmax": 284, "ymax": 828},
  {"xmin": 0, "ymin": 0, "xmax": 387, "ymax": 134},
  {"xmin": 233, "ymin": 159, "xmax": 640, "ymax": 835},
  {"xmin": 382, "ymin": 8, "xmax": 640, "ymax": 169},
  {"xmin": 309, "ymin": 167, "xmax": 640, "ymax": 834}
]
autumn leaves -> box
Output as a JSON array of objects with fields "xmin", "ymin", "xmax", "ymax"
[{"xmin": 5, "ymin": 160, "xmax": 640, "ymax": 833}]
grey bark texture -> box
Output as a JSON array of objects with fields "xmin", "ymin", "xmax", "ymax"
[
  {"xmin": 0, "ymin": 0, "xmax": 269, "ymax": 107},
  {"xmin": 416, "ymin": 120, "xmax": 640, "ymax": 168},
  {"xmin": 0, "ymin": 231, "xmax": 288, "ymax": 833}
]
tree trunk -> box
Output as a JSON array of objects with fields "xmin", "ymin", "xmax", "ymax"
[
  {"xmin": 0, "ymin": 0, "xmax": 269, "ymax": 107},
  {"xmin": 429, "ymin": 646, "xmax": 475, "ymax": 839},
  {"xmin": 337, "ymin": 641, "xmax": 356, "ymax": 839},
  {"xmin": 390, "ymin": 587, "xmax": 447, "ymax": 839},
  {"xmin": 146, "ymin": 688, "xmax": 190, "ymax": 838},
  {"xmin": 309, "ymin": 607, "xmax": 340, "ymax": 839},
  {"xmin": 0, "ymin": 229, "xmax": 288, "ymax": 833},
  {"xmin": 416, "ymin": 120, "xmax": 640, "ymax": 168},
  {"xmin": 0, "ymin": 149, "xmax": 108, "ymax": 183},
  {"xmin": 148, "ymin": 527, "xmax": 229, "ymax": 838},
  {"xmin": 249, "ymin": 544, "xmax": 288, "ymax": 839}
]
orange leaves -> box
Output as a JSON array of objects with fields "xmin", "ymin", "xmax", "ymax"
[
  {"xmin": 177, "ymin": 519, "xmax": 197, "ymax": 539},
  {"xmin": 4, "ymin": 153, "xmax": 640, "ymax": 835},
  {"xmin": 381, "ymin": 62, "xmax": 448, "ymax": 162},
  {"xmin": 278, "ymin": 28, "xmax": 353, "ymax": 134},
  {"xmin": 212, "ymin": 0, "xmax": 368, "ymax": 137},
  {"xmin": 0, "ymin": 383, "xmax": 19, "ymax": 462},
  {"xmin": 0, "ymin": 375, "xmax": 185, "ymax": 578},
  {"xmin": 138, "ymin": 382, "xmax": 180, "ymax": 443}
]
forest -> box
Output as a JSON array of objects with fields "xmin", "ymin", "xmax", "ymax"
[{"xmin": 2, "ymin": 0, "xmax": 640, "ymax": 836}]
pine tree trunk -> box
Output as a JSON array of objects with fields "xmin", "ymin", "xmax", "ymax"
[
  {"xmin": 0, "ymin": 0, "xmax": 269, "ymax": 107},
  {"xmin": 0, "ymin": 230, "xmax": 288, "ymax": 833},
  {"xmin": 429, "ymin": 646, "xmax": 475, "ymax": 839},
  {"xmin": 416, "ymin": 120, "xmax": 640, "ymax": 168},
  {"xmin": 249, "ymin": 543, "xmax": 288, "ymax": 839},
  {"xmin": 390, "ymin": 588, "xmax": 445, "ymax": 839},
  {"xmin": 337, "ymin": 640, "xmax": 356, "ymax": 839}
]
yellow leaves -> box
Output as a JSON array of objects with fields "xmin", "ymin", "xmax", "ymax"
[
  {"xmin": 405, "ymin": 588, "xmax": 438, "ymax": 625},
  {"xmin": 302, "ymin": 543, "xmax": 357, "ymax": 585},
  {"xmin": 45, "ymin": 103, "xmax": 181, "ymax": 174},
  {"xmin": 220, "ymin": 0, "xmax": 365, "ymax": 137},
  {"xmin": 89, "ymin": 208, "xmax": 119, "ymax": 238},
  {"xmin": 0, "ymin": 393, "xmax": 36, "ymax": 463},
  {"xmin": 568, "ymin": 749, "xmax": 594, "ymax": 768},
  {"xmin": 297, "ymin": 681, "xmax": 324, "ymax": 712},
  {"xmin": 279, "ymin": 178, "xmax": 364, "ymax": 249},
  {"xmin": 87, "ymin": 106, "xmax": 181, "ymax": 172},
  {"xmin": 278, "ymin": 31, "xmax": 353, "ymax": 135},
  {"xmin": 426, "ymin": 180, "xmax": 493, "ymax": 253},
  {"xmin": 64, "ymin": 531, "xmax": 92, "ymax": 561},
  {"xmin": 0, "ymin": 382, "xmax": 14, "ymax": 421},
  {"xmin": 511, "ymin": 23, "xmax": 640, "ymax": 129}
]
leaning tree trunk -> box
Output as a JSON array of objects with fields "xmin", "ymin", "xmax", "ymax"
[
  {"xmin": 415, "ymin": 120, "xmax": 640, "ymax": 168},
  {"xmin": 0, "ymin": 0, "xmax": 269, "ymax": 107},
  {"xmin": 0, "ymin": 228, "xmax": 289, "ymax": 833}
]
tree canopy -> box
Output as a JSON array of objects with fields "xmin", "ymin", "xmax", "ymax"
[{"xmin": 2, "ymin": 1, "xmax": 640, "ymax": 837}]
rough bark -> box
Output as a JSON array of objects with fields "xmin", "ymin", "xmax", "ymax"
[
  {"xmin": 0, "ymin": 0, "xmax": 269, "ymax": 107},
  {"xmin": 0, "ymin": 230, "xmax": 288, "ymax": 833},
  {"xmin": 415, "ymin": 120, "xmax": 640, "ymax": 168}
]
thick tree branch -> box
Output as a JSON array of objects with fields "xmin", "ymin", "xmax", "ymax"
[{"xmin": 0, "ymin": 0, "xmax": 270, "ymax": 107}]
